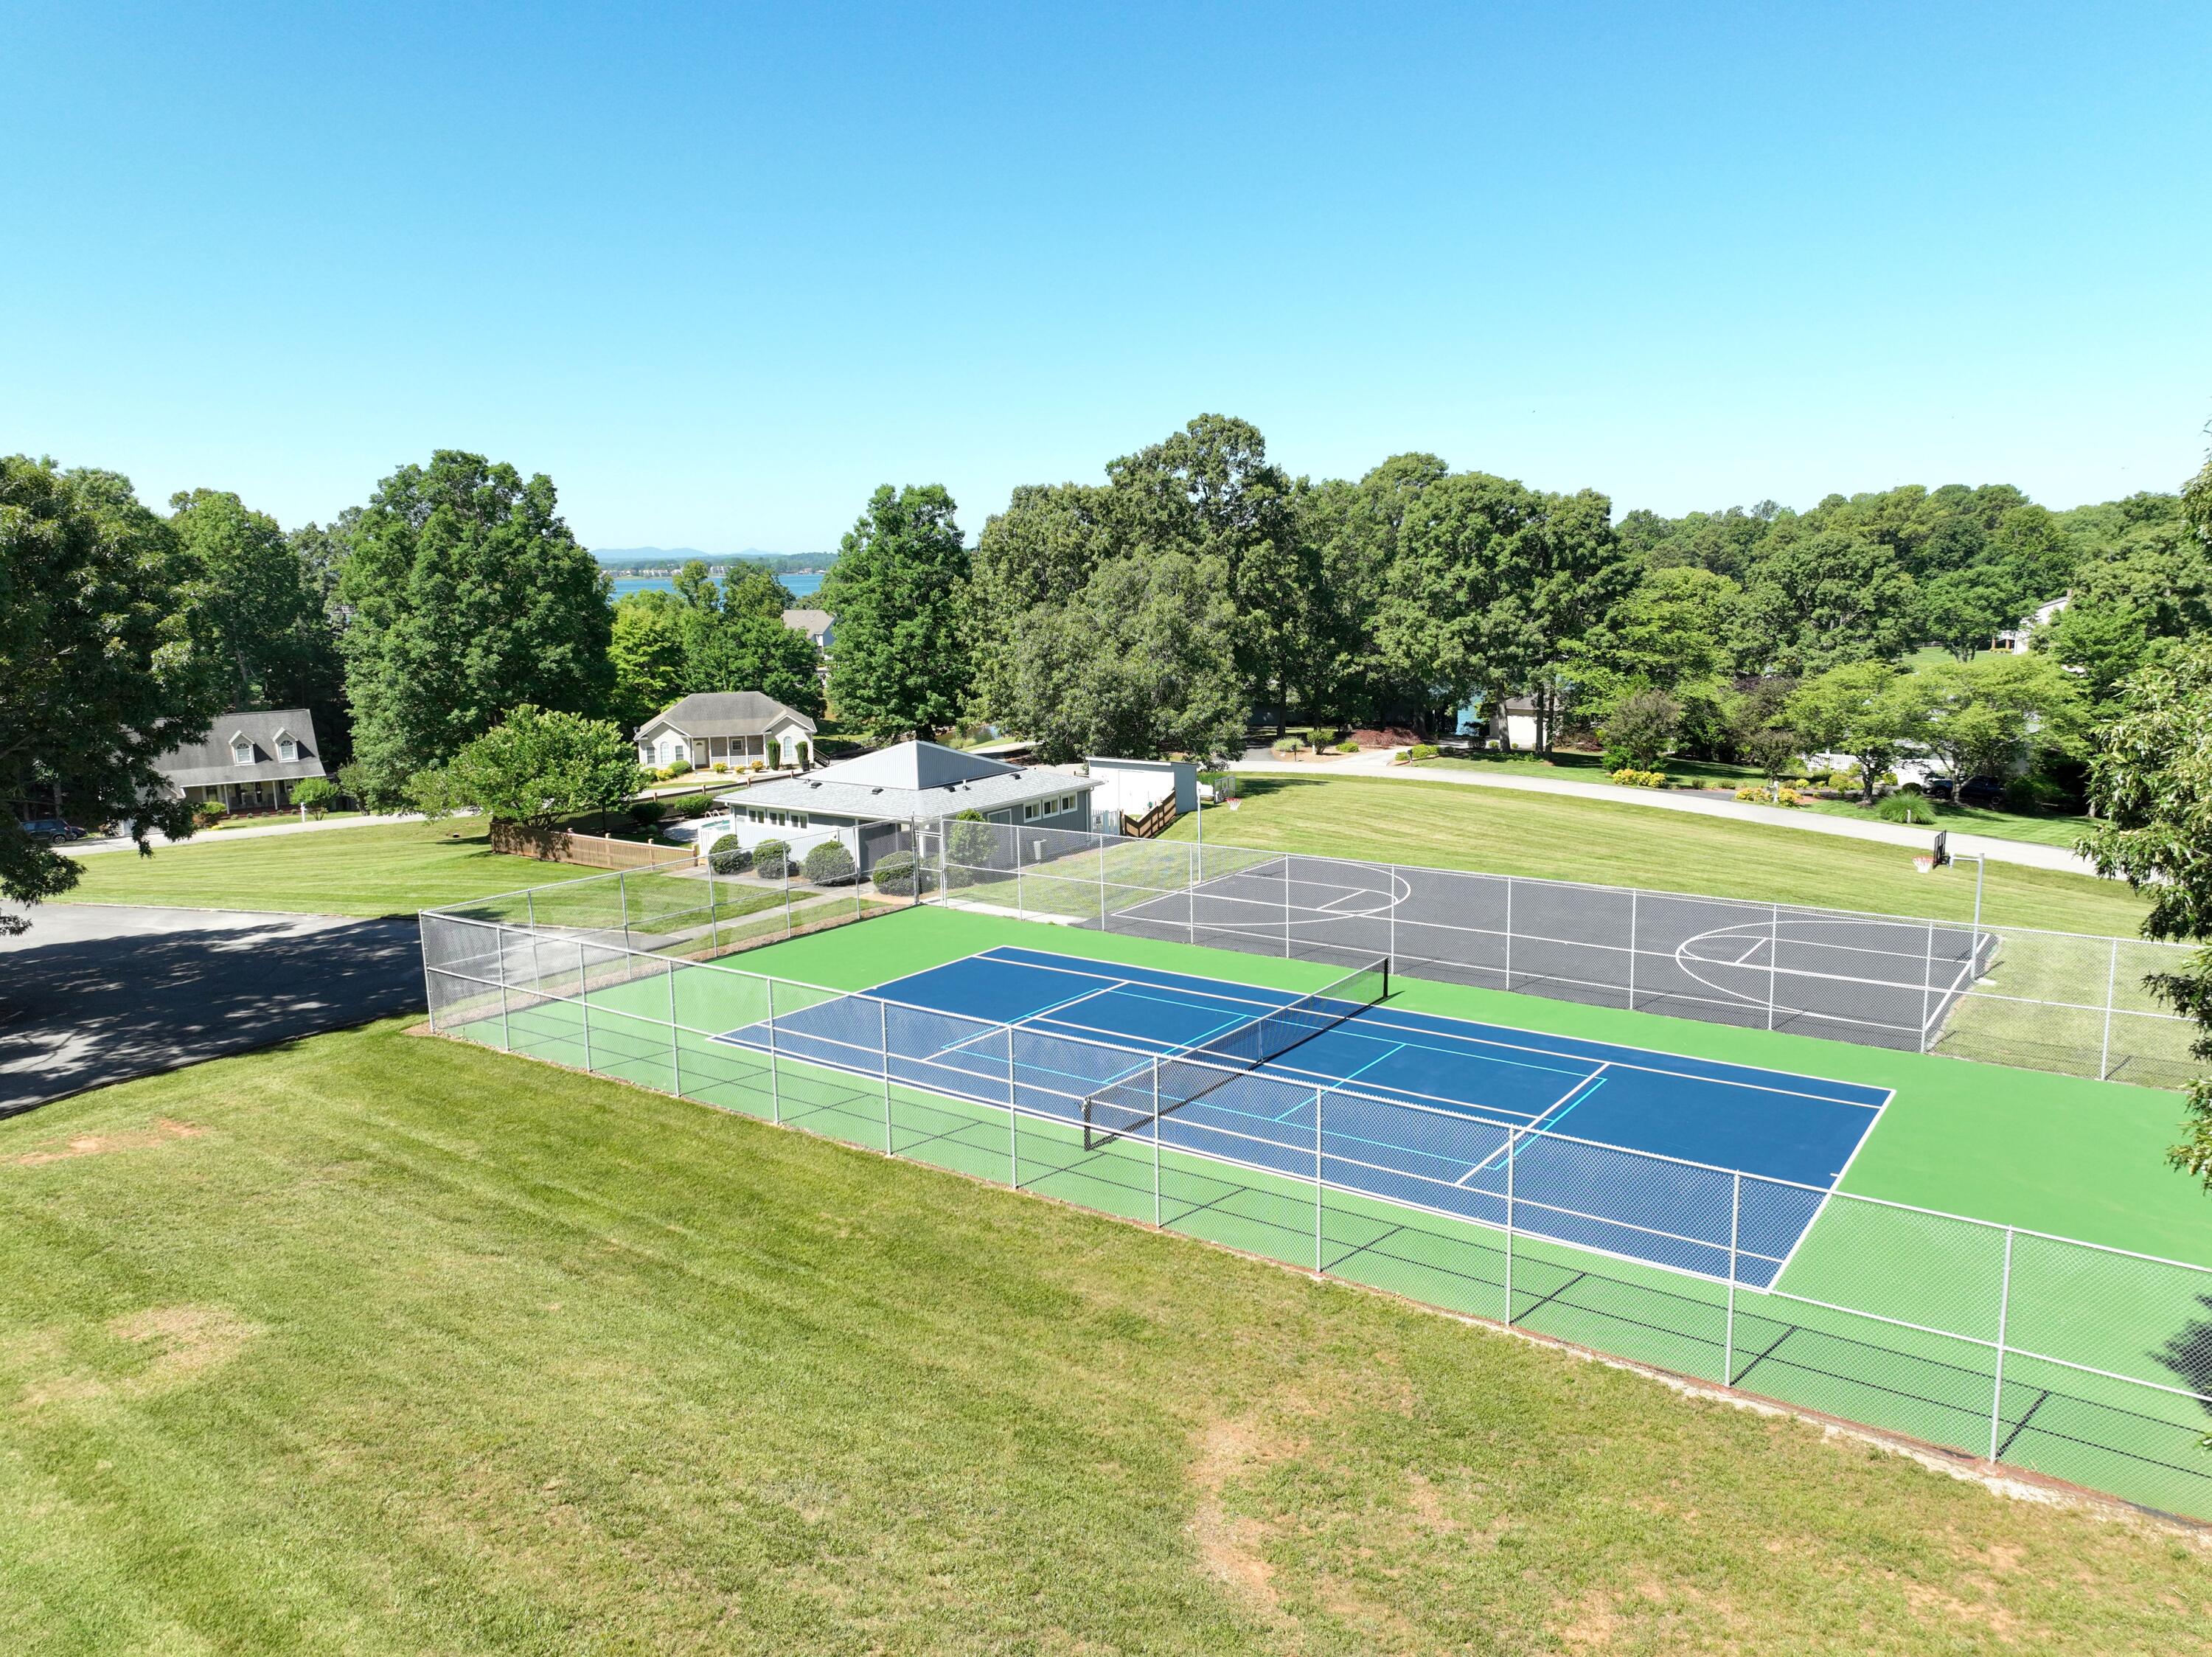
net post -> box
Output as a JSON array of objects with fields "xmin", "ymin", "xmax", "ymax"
[
  {"xmin": 1919, "ymin": 920, "xmax": 1937, "ymax": 1052},
  {"xmin": 880, "ymin": 997, "xmax": 892, "ymax": 1154},
  {"xmin": 1725, "ymin": 1171, "xmax": 1739, "ymax": 1386},
  {"xmin": 1503, "ymin": 1125, "xmax": 1516, "ymax": 1325},
  {"xmin": 1989, "ymin": 1226, "xmax": 2015, "ymax": 1462},
  {"xmin": 767, "ymin": 977, "xmax": 781, "ymax": 1125},
  {"xmin": 1151, "ymin": 1057, "xmax": 1162, "ymax": 1228},
  {"xmin": 2098, "ymin": 938, "xmax": 2118, "ymax": 1080},
  {"xmin": 1388, "ymin": 863, "xmax": 1399, "ymax": 967},
  {"xmin": 1313, "ymin": 1083, "xmax": 1324, "ymax": 1275}
]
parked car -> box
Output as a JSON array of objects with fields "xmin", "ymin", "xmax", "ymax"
[
  {"xmin": 1923, "ymin": 774, "xmax": 2005, "ymax": 807},
  {"xmin": 18, "ymin": 818, "xmax": 85, "ymax": 841}
]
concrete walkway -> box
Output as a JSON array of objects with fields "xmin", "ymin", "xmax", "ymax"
[{"xmin": 1227, "ymin": 754, "xmax": 2098, "ymax": 877}]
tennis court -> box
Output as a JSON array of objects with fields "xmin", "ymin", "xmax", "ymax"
[{"xmin": 717, "ymin": 945, "xmax": 1891, "ymax": 1286}]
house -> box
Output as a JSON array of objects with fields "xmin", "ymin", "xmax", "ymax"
[
  {"xmin": 1992, "ymin": 594, "xmax": 2070, "ymax": 654},
  {"xmin": 633, "ymin": 692, "xmax": 816, "ymax": 771},
  {"xmin": 701, "ymin": 739, "xmax": 1097, "ymax": 873},
  {"xmin": 781, "ymin": 608, "xmax": 834, "ymax": 652},
  {"xmin": 1484, "ymin": 695, "xmax": 1540, "ymax": 750},
  {"xmin": 155, "ymin": 708, "xmax": 330, "ymax": 814}
]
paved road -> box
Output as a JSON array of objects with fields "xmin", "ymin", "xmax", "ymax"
[
  {"xmin": 0, "ymin": 902, "xmax": 425, "ymax": 1115},
  {"xmin": 1228, "ymin": 754, "xmax": 2096, "ymax": 876}
]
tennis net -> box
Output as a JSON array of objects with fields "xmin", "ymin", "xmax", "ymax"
[{"xmin": 1081, "ymin": 956, "xmax": 1391, "ymax": 1150}]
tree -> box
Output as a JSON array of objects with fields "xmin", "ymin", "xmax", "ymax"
[
  {"xmin": 1896, "ymin": 653, "xmax": 2087, "ymax": 784},
  {"xmin": 1741, "ymin": 527, "xmax": 1919, "ymax": 673},
  {"xmin": 609, "ymin": 591, "xmax": 690, "ymax": 733},
  {"xmin": 1916, "ymin": 565, "xmax": 2017, "ymax": 660},
  {"xmin": 1788, "ymin": 662, "xmax": 1916, "ymax": 801},
  {"xmin": 1600, "ymin": 690, "xmax": 1681, "ymax": 770},
  {"xmin": 681, "ymin": 608, "xmax": 827, "ymax": 717},
  {"xmin": 441, "ymin": 705, "xmax": 643, "ymax": 832},
  {"xmin": 1010, "ymin": 549, "xmax": 1247, "ymax": 763},
  {"xmin": 168, "ymin": 488, "xmax": 332, "ymax": 709},
  {"xmin": 1, "ymin": 457, "xmax": 228, "ymax": 928},
  {"xmin": 819, "ymin": 484, "xmax": 972, "ymax": 740},
  {"xmin": 2043, "ymin": 518, "xmax": 2212, "ymax": 707},
  {"xmin": 338, "ymin": 451, "xmax": 613, "ymax": 804},
  {"xmin": 719, "ymin": 560, "xmax": 797, "ymax": 619},
  {"xmin": 2079, "ymin": 641, "xmax": 2212, "ymax": 1186}
]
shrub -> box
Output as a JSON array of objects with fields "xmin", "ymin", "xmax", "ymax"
[
  {"xmin": 711, "ymin": 761, "xmax": 728, "ymax": 773},
  {"xmin": 1600, "ymin": 744, "xmax": 1635, "ymax": 773},
  {"xmin": 192, "ymin": 799, "xmax": 229, "ymax": 827},
  {"xmin": 675, "ymin": 793, "xmax": 713, "ymax": 819},
  {"xmin": 655, "ymin": 763, "xmax": 684, "ymax": 782},
  {"xmin": 291, "ymin": 777, "xmax": 338, "ymax": 816},
  {"xmin": 708, "ymin": 833, "xmax": 751, "ymax": 875},
  {"xmin": 1823, "ymin": 768, "xmax": 1860, "ymax": 793},
  {"xmin": 2003, "ymin": 774, "xmax": 2062, "ymax": 812},
  {"xmin": 749, "ymin": 760, "xmax": 765, "ymax": 774},
  {"xmin": 1405, "ymin": 743, "xmax": 1440, "ymax": 761},
  {"xmin": 1877, "ymin": 793, "xmax": 1938, "ymax": 825},
  {"xmin": 1332, "ymin": 740, "xmax": 1359, "ymax": 754},
  {"xmin": 1311, "ymin": 726, "xmax": 1339, "ymax": 746},
  {"xmin": 753, "ymin": 838, "xmax": 791, "ymax": 880},
  {"xmin": 629, "ymin": 799, "xmax": 667, "ymax": 827},
  {"xmin": 1270, "ymin": 735, "xmax": 1307, "ymax": 757},
  {"xmin": 871, "ymin": 850, "xmax": 935, "ymax": 897},
  {"xmin": 1610, "ymin": 768, "xmax": 1669, "ymax": 788},
  {"xmin": 1600, "ymin": 688, "xmax": 1683, "ymax": 772},
  {"xmin": 801, "ymin": 840, "xmax": 857, "ymax": 886},
  {"xmin": 1733, "ymin": 784, "xmax": 1806, "ymax": 807}
]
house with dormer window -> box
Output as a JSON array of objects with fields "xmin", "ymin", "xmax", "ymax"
[{"xmin": 153, "ymin": 708, "xmax": 331, "ymax": 814}]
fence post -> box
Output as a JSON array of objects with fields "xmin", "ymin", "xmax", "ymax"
[
  {"xmin": 619, "ymin": 870, "xmax": 633, "ymax": 951},
  {"xmin": 2099, "ymin": 938, "xmax": 2119, "ymax": 1080},
  {"xmin": 1281, "ymin": 857, "xmax": 1292, "ymax": 958},
  {"xmin": 767, "ymin": 978, "xmax": 781, "ymax": 1125},
  {"xmin": 1919, "ymin": 920, "xmax": 1937, "ymax": 1052},
  {"xmin": 1503, "ymin": 878, "xmax": 1514, "ymax": 991},
  {"xmin": 880, "ymin": 998, "xmax": 892, "ymax": 1154},
  {"xmin": 1017, "ymin": 847, "xmax": 1026, "ymax": 922},
  {"xmin": 1766, "ymin": 904, "xmax": 1779, "ymax": 1030},
  {"xmin": 782, "ymin": 850, "xmax": 793, "ymax": 941},
  {"xmin": 1186, "ymin": 841, "xmax": 1198, "ymax": 947},
  {"xmin": 1096, "ymin": 829, "xmax": 1107, "ymax": 931},
  {"xmin": 667, "ymin": 965, "xmax": 682, "ymax": 1097},
  {"xmin": 1313, "ymin": 1084, "xmax": 1325, "ymax": 1274},
  {"xmin": 1503, "ymin": 1125, "xmax": 1516, "ymax": 1325},
  {"xmin": 1007, "ymin": 1037, "xmax": 1020, "ymax": 1187},
  {"xmin": 577, "ymin": 942, "xmax": 594, "ymax": 1072},
  {"xmin": 1152, "ymin": 1057, "xmax": 1162, "ymax": 1228},
  {"xmin": 1989, "ymin": 1227, "xmax": 2015, "ymax": 1462},
  {"xmin": 1388, "ymin": 864, "xmax": 1399, "ymax": 968},
  {"xmin": 705, "ymin": 864, "xmax": 720, "ymax": 953},
  {"xmin": 526, "ymin": 889, "xmax": 538, "ymax": 930},
  {"xmin": 1627, "ymin": 889, "xmax": 1638, "ymax": 1011},
  {"xmin": 1725, "ymin": 1171, "xmax": 1740, "ymax": 1386},
  {"xmin": 493, "ymin": 923, "xmax": 512, "ymax": 1049}
]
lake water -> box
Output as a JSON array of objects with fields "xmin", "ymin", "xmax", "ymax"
[{"xmin": 611, "ymin": 570, "xmax": 824, "ymax": 600}]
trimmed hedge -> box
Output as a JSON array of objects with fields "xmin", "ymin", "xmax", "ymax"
[
  {"xmin": 708, "ymin": 833, "xmax": 750, "ymax": 875},
  {"xmin": 801, "ymin": 841, "xmax": 857, "ymax": 886},
  {"xmin": 871, "ymin": 850, "xmax": 934, "ymax": 897},
  {"xmin": 754, "ymin": 838, "xmax": 792, "ymax": 880}
]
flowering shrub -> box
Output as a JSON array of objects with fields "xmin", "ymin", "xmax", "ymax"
[
  {"xmin": 1609, "ymin": 768, "xmax": 1669, "ymax": 788},
  {"xmin": 1405, "ymin": 743, "xmax": 1440, "ymax": 760}
]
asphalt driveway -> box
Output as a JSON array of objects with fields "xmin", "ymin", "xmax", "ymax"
[{"xmin": 0, "ymin": 902, "xmax": 425, "ymax": 1115}]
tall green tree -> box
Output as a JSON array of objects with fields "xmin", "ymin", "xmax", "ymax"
[
  {"xmin": 682, "ymin": 608, "xmax": 826, "ymax": 717},
  {"xmin": 969, "ymin": 482, "xmax": 1115, "ymax": 727},
  {"xmin": 2079, "ymin": 639, "xmax": 2212, "ymax": 1187},
  {"xmin": 1895, "ymin": 653, "xmax": 2087, "ymax": 783},
  {"xmin": 609, "ymin": 591, "xmax": 690, "ymax": 732},
  {"xmin": 1787, "ymin": 661, "xmax": 1915, "ymax": 801},
  {"xmin": 439, "ymin": 704, "xmax": 644, "ymax": 831},
  {"xmin": 818, "ymin": 484, "xmax": 972, "ymax": 740},
  {"xmin": 338, "ymin": 451, "xmax": 612, "ymax": 804},
  {"xmin": 170, "ymin": 488, "xmax": 346, "ymax": 742},
  {"xmin": 1742, "ymin": 527, "xmax": 1918, "ymax": 673},
  {"xmin": 1, "ymin": 458, "xmax": 228, "ymax": 927}
]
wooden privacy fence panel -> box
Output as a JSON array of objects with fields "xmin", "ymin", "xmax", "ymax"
[{"xmin": 490, "ymin": 819, "xmax": 696, "ymax": 869}]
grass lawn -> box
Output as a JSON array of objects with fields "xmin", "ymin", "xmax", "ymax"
[
  {"xmin": 209, "ymin": 810, "xmax": 369, "ymax": 830},
  {"xmin": 1414, "ymin": 754, "xmax": 2096, "ymax": 852},
  {"xmin": 57, "ymin": 821, "xmax": 594, "ymax": 918},
  {"xmin": 1177, "ymin": 774, "xmax": 2148, "ymax": 937},
  {"xmin": 5, "ymin": 1018, "xmax": 2209, "ymax": 1654}
]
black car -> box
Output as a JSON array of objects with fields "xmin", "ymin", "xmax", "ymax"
[
  {"xmin": 1923, "ymin": 775, "xmax": 2006, "ymax": 807},
  {"xmin": 18, "ymin": 818, "xmax": 86, "ymax": 842}
]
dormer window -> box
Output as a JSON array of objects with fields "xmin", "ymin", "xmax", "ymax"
[
  {"xmin": 229, "ymin": 734, "xmax": 254, "ymax": 765},
  {"xmin": 276, "ymin": 736, "xmax": 296, "ymax": 763}
]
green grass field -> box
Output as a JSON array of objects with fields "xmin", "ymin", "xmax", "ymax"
[
  {"xmin": 8, "ymin": 1001, "xmax": 2211, "ymax": 1653},
  {"xmin": 1177, "ymin": 774, "xmax": 2146, "ymax": 937},
  {"xmin": 57, "ymin": 821, "xmax": 594, "ymax": 917}
]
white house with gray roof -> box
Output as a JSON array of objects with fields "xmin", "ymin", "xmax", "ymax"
[
  {"xmin": 701, "ymin": 740, "xmax": 1096, "ymax": 873},
  {"xmin": 153, "ymin": 708, "xmax": 330, "ymax": 813},
  {"xmin": 633, "ymin": 692, "xmax": 816, "ymax": 771}
]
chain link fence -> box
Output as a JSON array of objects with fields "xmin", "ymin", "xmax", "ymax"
[
  {"xmin": 417, "ymin": 906, "xmax": 2212, "ymax": 1522},
  {"xmin": 928, "ymin": 818, "xmax": 2205, "ymax": 1091}
]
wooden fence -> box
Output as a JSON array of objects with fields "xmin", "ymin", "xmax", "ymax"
[{"xmin": 490, "ymin": 819, "xmax": 698, "ymax": 869}]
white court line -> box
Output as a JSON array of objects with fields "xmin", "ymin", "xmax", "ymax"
[
  {"xmin": 930, "ymin": 979, "xmax": 1127, "ymax": 1062},
  {"xmin": 1454, "ymin": 1063, "xmax": 1611, "ymax": 1185}
]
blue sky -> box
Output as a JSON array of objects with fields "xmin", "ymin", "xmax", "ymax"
[{"xmin": 5, "ymin": 2, "xmax": 2208, "ymax": 551}]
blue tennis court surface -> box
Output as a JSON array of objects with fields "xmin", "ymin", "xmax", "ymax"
[{"xmin": 717, "ymin": 945, "xmax": 1891, "ymax": 1286}]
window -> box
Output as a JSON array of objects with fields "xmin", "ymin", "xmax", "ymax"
[
  {"xmin": 277, "ymin": 737, "xmax": 297, "ymax": 763},
  {"xmin": 230, "ymin": 738, "xmax": 252, "ymax": 765}
]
